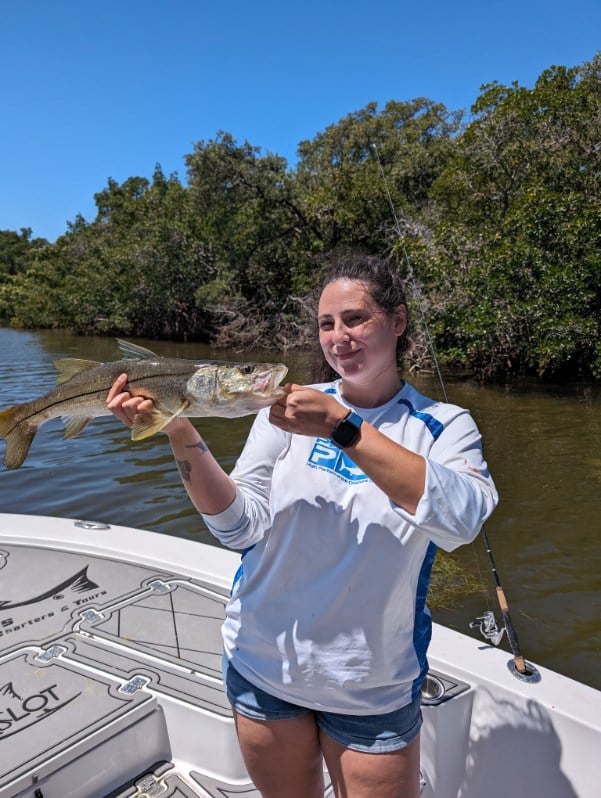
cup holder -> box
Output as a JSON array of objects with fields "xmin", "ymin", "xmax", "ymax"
[
  {"xmin": 421, "ymin": 674, "xmax": 446, "ymax": 704},
  {"xmin": 420, "ymin": 669, "xmax": 469, "ymax": 705}
]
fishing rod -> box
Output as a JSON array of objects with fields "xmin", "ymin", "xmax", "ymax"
[{"xmin": 371, "ymin": 143, "xmax": 535, "ymax": 680}]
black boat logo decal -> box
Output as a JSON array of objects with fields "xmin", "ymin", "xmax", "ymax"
[
  {"xmin": 0, "ymin": 680, "xmax": 81, "ymax": 739},
  {"xmin": 0, "ymin": 567, "xmax": 99, "ymax": 610},
  {"xmin": 0, "ymin": 682, "xmax": 20, "ymax": 700}
]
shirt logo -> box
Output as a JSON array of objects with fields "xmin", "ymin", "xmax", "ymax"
[{"xmin": 307, "ymin": 438, "xmax": 369, "ymax": 483}]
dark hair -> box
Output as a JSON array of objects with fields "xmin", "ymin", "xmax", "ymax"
[{"xmin": 311, "ymin": 255, "xmax": 410, "ymax": 382}]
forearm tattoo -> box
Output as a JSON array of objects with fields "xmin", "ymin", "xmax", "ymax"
[
  {"xmin": 176, "ymin": 439, "xmax": 208, "ymax": 483},
  {"xmin": 186, "ymin": 439, "xmax": 209, "ymax": 454},
  {"xmin": 176, "ymin": 459, "xmax": 192, "ymax": 483}
]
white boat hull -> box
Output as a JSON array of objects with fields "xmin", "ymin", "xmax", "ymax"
[{"xmin": 0, "ymin": 514, "xmax": 599, "ymax": 797}]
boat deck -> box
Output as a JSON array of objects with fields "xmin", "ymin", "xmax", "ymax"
[
  {"xmin": 0, "ymin": 521, "xmax": 290, "ymax": 796},
  {"xmin": 1, "ymin": 514, "xmax": 600, "ymax": 798}
]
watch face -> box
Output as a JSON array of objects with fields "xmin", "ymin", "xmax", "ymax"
[{"xmin": 331, "ymin": 413, "xmax": 362, "ymax": 448}]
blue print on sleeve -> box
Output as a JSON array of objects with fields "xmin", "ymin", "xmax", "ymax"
[{"xmin": 398, "ymin": 399, "xmax": 443, "ymax": 440}]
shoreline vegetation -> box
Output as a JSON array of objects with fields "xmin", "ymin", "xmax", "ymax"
[{"xmin": 1, "ymin": 55, "xmax": 600, "ymax": 382}]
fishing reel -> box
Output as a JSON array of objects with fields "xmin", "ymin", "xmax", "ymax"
[{"xmin": 469, "ymin": 610, "xmax": 505, "ymax": 646}]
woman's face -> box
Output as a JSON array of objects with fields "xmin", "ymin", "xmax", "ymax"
[{"xmin": 318, "ymin": 278, "xmax": 407, "ymax": 394}]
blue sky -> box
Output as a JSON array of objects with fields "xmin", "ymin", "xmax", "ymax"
[{"xmin": 2, "ymin": 0, "xmax": 599, "ymax": 242}]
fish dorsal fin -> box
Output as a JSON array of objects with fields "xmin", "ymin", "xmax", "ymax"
[
  {"xmin": 117, "ymin": 339, "xmax": 159, "ymax": 360},
  {"xmin": 54, "ymin": 358, "xmax": 100, "ymax": 386},
  {"xmin": 131, "ymin": 401, "xmax": 190, "ymax": 441},
  {"xmin": 62, "ymin": 416, "xmax": 92, "ymax": 439}
]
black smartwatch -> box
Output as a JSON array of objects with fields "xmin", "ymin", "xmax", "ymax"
[{"xmin": 330, "ymin": 410, "xmax": 363, "ymax": 448}]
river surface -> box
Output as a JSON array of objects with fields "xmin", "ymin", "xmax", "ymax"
[{"xmin": 0, "ymin": 327, "xmax": 599, "ymax": 690}]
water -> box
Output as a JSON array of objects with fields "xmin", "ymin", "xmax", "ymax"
[{"xmin": 0, "ymin": 327, "xmax": 599, "ymax": 690}]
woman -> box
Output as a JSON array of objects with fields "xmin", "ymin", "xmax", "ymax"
[{"xmin": 107, "ymin": 255, "xmax": 498, "ymax": 798}]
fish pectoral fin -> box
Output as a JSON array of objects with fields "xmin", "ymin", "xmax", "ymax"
[
  {"xmin": 62, "ymin": 416, "xmax": 92, "ymax": 439},
  {"xmin": 131, "ymin": 402, "xmax": 190, "ymax": 441},
  {"xmin": 54, "ymin": 358, "xmax": 100, "ymax": 386},
  {"xmin": 117, "ymin": 339, "xmax": 159, "ymax": 360}
]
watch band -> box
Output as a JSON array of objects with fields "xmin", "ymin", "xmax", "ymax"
[{"xmin": 330, "ymin": 410, "xmax": 363, "ymax": 448}]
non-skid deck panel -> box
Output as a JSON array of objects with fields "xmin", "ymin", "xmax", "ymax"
[
  {"xmin": 110, "ymin": 766, "xmax": 207, "ymax": 797},
  {"xmin": 76, "ymin": 578, "xmax": 227, "ymax": 678},
  {"xmin": 65, "ymin": 633, "xmax": 231, "ymax": 716},
  {"xmin": 0, "ymin": 649, "xmax": 164, "ymax": 796},
  {"xmin": 1, "ymin": 537, "xmax": 333, "ymax": 797},
  {"xmin": 0, "ymin": 542, "xmax": 229, "ymax": 658},
  {"xmin": 63, "ymin": 575, "xmax": 231, "ymax": 714}
]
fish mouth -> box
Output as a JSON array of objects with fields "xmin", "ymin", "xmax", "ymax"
[{"xmin": 253, "ymin": 364, "xmax": 288, "ymax": 395}]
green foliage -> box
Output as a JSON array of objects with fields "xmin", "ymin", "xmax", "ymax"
[
  {"xmin": 185, "ymin": 132, "xmax": 314, "ymax": 303},
  {"xmin": 295, "ymin": 99, "xmax": 460, "ymax": 255},
  {"xmin": 2, "ymin": 168, "xmax": 214, "ymax": 338},
  {"xmin": 0, "ymin": 240, "xmax": 71, "ymax": 327},
  {"xmin": 2, "ymin": 54, "xmax": 600, "ymax": 380},
  {"xmin": 0, "ymin": 228, "xmax": 48, "ymax": 282},
  {"xmin": 424, "ymin": 54, "xmax": 601, "ymax": 379}
]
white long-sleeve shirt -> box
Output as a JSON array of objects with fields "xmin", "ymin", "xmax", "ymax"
[{"xmin": 203, "ymin": 381, "xmax": 498, "ymax": 714}]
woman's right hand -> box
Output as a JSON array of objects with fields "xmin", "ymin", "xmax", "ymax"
[
  {"xmin": 106, "ymin": 373, "xmax": 192, "ymax": 437},
  {"xmin": 107, "ymin": 376, "xmax": 237, "ymax": 518},
  {"xmin": 106, "ymin": 373, "xmax": 154, "ymax": 429}
]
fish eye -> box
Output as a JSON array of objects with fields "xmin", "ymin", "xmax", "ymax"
[{"xmin": 239, "ymin": 364, "xmax": 254, "ymax": 374}]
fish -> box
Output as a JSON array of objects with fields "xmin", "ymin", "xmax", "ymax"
[{"xmin": 0, "ymin": 339, "xmax": 288, "ymax": 469}]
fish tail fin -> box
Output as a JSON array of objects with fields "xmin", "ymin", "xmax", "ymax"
[{"xmin": 0, "ymin": 406, "xmax": 37, "ymax": 469}]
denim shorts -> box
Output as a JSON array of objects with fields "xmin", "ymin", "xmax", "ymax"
[{"xmin": 224, "ymin": 662, "xmax": 422, "ymax": 753}]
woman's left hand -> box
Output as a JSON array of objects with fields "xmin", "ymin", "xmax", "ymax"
[
  {"xmin": 270, "ymin": 384, "xmax": 426, "ymax": 513},
  {"xmin": 268, "ymin": 384, "xmax": 347, "ymax": 438}
]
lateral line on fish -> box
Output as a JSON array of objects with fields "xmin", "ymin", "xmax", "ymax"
[{"xmin": 0, "ymin": 368, "xmax": 212, "ymax": 429}]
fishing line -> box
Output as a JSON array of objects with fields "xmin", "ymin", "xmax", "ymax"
[
  {"xmin": 372, "ymin": 146, "xmax": 448, "ymax": 400},
  {"xmin": 371, "ymin": 143, "xmax": 529, "ymax": 676}
]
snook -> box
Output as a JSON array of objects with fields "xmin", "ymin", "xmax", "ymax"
[{"xmin": 0, "ymin": 340, "xmax": 288, "ymax": 469}]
